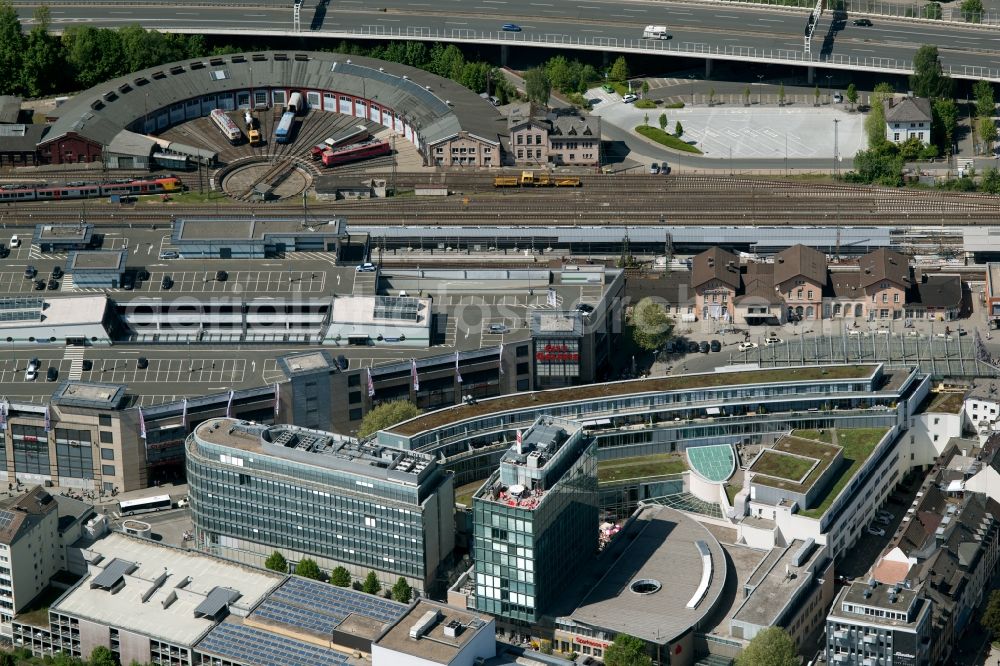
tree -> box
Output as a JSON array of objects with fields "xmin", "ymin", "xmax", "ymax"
[
  {"xmin": 643, "ymin": 112, "xmax": 649, "ymax": 127},
  {"xmin": 0, "ymin": 0, "xmax": 24, "ymax": 95},
  {"xmin": 524, "ymin": 67, "xmax": 551, "ymax": 107},
  {"xmin": 295, "ymin": 558, "xmax": 322, "ymax": 580},
  {"xmin": 391, "ymin": 576, "xmax": 413, "ymax": 603},
  {"xmin": 674, "ymin": 120, "xmax": 683, "ymax": 138},
  {"xmin": 932, "ymin": 97, "xmax": 959, "ymax": 155},
  {"xmin": 89, "ymin": 646, "xmax": 117, "ymax": 666},
  {"xmin": 358, "ymin": 400, "xmax": 420, "ymax": 438},
  {"xmin": 982, "ymin": 167, "xmax": 1000, "ymax": 194},
  {"xmin": 545, "ymin": 55, "xmax": 572, "ymax": 93},
  {"xmin": 846, "ymin": 83, "xmax": 858, "ymax": 111},
  {"xmin": 978, "ymin": 114, "xmax": 997, "ymax": 155},
  {"xmin": 603, "ymin": 633, "xmax": 651, "ymax": 666},
  {"xmin": 608, "ymin": 55, "xmax": 629, "ymax": 82},
  {"xmin": 865, "ymin": 82, "xmax": 895, "ymax": 148},
  {"xmin": 743, "ymin": 85, "xmax": 751, "ymax": 106},
  {"xmin": 21, "ymin": 6, "xmax": 63, "ymax": 97},
  {"xmin": 362, "ymin": 571, "xmax": 381, "ymax": 595},
  {"xmin": 735, "ymin": 627, "xmax": 798, "ymax": 666},
  {"xmin": 264, "ymin": 551, "xmax": 288, "ymax": 573},
  {"xmin": 849, "ymin": 143, "xmax": 904, "ymax": 186},
  {"xmin": 630, "ymin": 298, "xmax": 674, "ymax": 352},
  {"xmin": 974, "ymin": 79, "xmax": 995, "ymax": 118},
  {"xmin": 641, "ymin": 80, "xmax": 649, "ymax": 98},
  {"xmin": 923, "ymin": 2, "xmax": 942, "ymax": 19},
  {"xmin": 330, "ymin": 566, "xmax": 351, "ymax": 587},
  {"xmin": 983, "ymin": 589, "xmax": 1000, "ymax": 639},
  {"xmin": 910, "ymin": 44, "xmax": 953, "ymax": 99},
  {"xmin": 708, "ymin": 87, "xmax": 716, "ymax": 107},
  {"xmin": 658, "ymin": 112, "xmax": 668, "ymax": 131},
  {"xmin": 778, "ymin": 83, "xmax": 786, "ymax": 107},
  {"xmin": 961, "ymin": 0, "xmax": 983, "ymax": 21},
  {"xmin": 0, "ymin": 654, "xmax": 15, "ymax": 666}
]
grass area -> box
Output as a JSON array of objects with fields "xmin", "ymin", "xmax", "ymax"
[
  {"xmin": 750, "ymin": 449, "xmax": 814, "ymax": 481},
  {"xmin": 635, "ymin": 125, "xmax": 703, "ymax": 154},
  {"xmin": 634, "ymin": 99, "xmax": 657, "ymax": 109},
  {"xmin": 15, "ymin": 585, "xmax": 66, "ymax": 628},
  {"xmin": 391, "ymin": 365, "xmax": 875, "ymax": 435},
  {"xmin": 725, "ymin": 482, "xmax": 741, "ymax": 505},
  {"xmin": 797, "ymin": 428, "xmax": 891, "ymax": 518},
  {"xmin": 597, "ymin": 453, "xmax": 687, "ymax": 483},
  {"xmin": 928, "ymin": 392, "xmax": 965, "ymax": 414},
  {"xmin": 455, "ymin": 479, "xmax": 486, "ymax": 507},
  {"xmin": 610, "ymin": 81, "xmax": 630, "ymax": 96},
  {"xmin": 793, "ymin": 428, "xmax": 835, "ymax": 444}
]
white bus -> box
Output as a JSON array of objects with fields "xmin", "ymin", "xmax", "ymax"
[
  {"xmin": 643, "ymin": 25, "xmax": 670, "ymax": 39},
  {"xmin": 119, "ymin": 494, "xmax": 173, "ymax": 516}
]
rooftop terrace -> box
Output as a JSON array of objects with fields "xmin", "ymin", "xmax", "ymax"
[
  {"xmin": 388, "ymin": 365, "xmax": 878, "ymax": 436},
  {"xmin": 792, "ymin": 428, "xmax": 892, "ymax": 518},
  {"xmin": 749, "ymin": 436, "xmax": 842, "ymax": 494}
]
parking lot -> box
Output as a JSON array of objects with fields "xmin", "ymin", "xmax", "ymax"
[{"xmin": 0, "ymin": 270, "xmax": 65, "ymax": 293}]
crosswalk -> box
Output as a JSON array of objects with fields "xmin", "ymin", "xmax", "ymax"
[
  {"xmin": 61, "ymin": 274, "xmax": 75, "ymax": 291},
  {"xmin": 64, "ymin": 346, "xmax": 85, "ymax": 380}
]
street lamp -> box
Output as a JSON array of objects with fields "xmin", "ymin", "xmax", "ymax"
[
  {"xmin": 833, "ymin": 118, "xmax": 841, "ymax": 178},
  {"xmin": 825, "ymin": 75, "xmax": 832, "ymax": 105},
  {"xmin": 688, "ymin": 74, "xmax": 696, "ymax": 106},
  {"xmin": 757, "ymin": 74, "xmax": 764, "ymax": 105}
]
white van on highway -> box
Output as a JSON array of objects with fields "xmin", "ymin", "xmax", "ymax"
[{"xmin": 642, "ymin": 25, "xmax": 670, "ymax": 40}]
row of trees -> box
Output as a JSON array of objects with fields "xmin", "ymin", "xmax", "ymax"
[
  {"xmin": 524, "ymin": 54, "xmax": 629, "ymax": 106},
  {"xmin": 973, "ymin": 79, "xmax": 998, "ymax": 155},
  {"xmin": 601, "ymin": 626, "xmax": 798, "ymax": 666},
  {"xmin": 0, "ymin": 646, "xmax": 134, "ymax": 666},
  {"xmin": 264, "ymin": 552, "xmax": 414, "ymax": 603}
]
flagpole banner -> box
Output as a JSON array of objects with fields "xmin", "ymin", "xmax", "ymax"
[
  {"xmin": 44, "ymin": 406, "xmax": 50, "ymax": 433},
  {"xmin": 367, "ymin": 368, "xmax": 376, "ymax": 398},
  {"xmin": 139, "ymin": 407, "xmax": 147, "ymax": 440},
  {"xmin": 274, "ymin": 383, "xmax": 280, "ymax": 418},
  {"xmin": 498, "ymin": 344, "xmax": 504, "ymax": 374},
  {"xmin": 411, "ymin": 359, "xmax": 420, "ymax": 392},
  {"xmin": 455, "ymin": 351, "xmax": 463, "ymax": 384},
  {"xmin": 182, "ymin": 398, "xmax": 188, "ymax": 425},
  {"xmin": 226, "ymin": 390, "xmax": 234, "ymax": 418},
  {"xmin": 0, "ymin": 401, "xmax": 6, "ymax": 429}
]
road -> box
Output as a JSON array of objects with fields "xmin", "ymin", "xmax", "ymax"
[{"xmin": 15, "ymin": 0, "xmax": 1000, "ymax": 80}]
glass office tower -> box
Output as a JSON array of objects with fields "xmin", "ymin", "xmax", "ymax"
[
  {"xmin": 472, "ymin": 417, "xmax": 598, "ymax": 624},
  {"xmin": 187, "ymin": 418, "xmax": 454, "ymax": 593}
]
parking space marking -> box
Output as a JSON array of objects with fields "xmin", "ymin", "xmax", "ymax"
[
  {"xmin": 144, "ymin": 270, "xmax": 327, "ymax": 294},
  {"xmin": 80, "ymin": 357, "xmax": 247, "ymax": 384},
  {"xmin": 0, "ymin": 357, "xmax": 72, "ymax": 385}
]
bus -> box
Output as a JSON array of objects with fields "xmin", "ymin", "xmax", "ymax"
[
  {"xmin": 275, "ymin": 111, "xmax": 296, "ymax": 144},
  {"xmin": 642, "ymin": 25, "xmax": 670, "ymax": 39},
  {"xmin": 210, "ymin": 109, "xmax": 242, "ymax": 144},
  {"xmin": 119, "ymin": 494, "xmax": 173, "ymax": 516},
  {"xmin": 321, "ymin": 139, "xmax": 390, "ymax": 167}
]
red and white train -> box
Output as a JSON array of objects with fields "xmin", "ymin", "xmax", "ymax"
[
  {"xmin": 0, "ymin": 176, "xmax": 184, "ymax": 202},
  {"xmin": 210, "ymin": 109, "xmax": 242, "ymax": 144},
  {"xmin": 320, "ymin": 139, "xmax": 391, "ymax": 167}
]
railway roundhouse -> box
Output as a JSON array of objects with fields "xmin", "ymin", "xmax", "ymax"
[{"xmin": 36, "ymin": 51, "xmax": 507, "ymax": 167}]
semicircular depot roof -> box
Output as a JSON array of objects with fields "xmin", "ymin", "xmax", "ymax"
[
  {"xmin": 687, "ymin": 443, "xmax": 736, "ymax": 483},
  {"xmin": 42, "ymin": 50, "xmax": 505, "ymax": 150}
]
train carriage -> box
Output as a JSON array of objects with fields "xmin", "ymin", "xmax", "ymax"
[
  {"xmin": 210, "ymin": 108, "xmax": 242, "ymax": 145},
  {"xmin": 34, "ymin": 183, "xmax": 102, "ymax": 200},
  {"xmin": 0, "ymin": 176, "xmax": 183, "ymax": 202},
  {"xmin": 274, "ymin": 112, "xmax": 296, "ymax": 144},
  {"xmin": 320, "ymin": 139, "xmax": 390, "ymax": 167}
]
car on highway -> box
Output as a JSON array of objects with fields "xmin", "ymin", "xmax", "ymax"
[
  {"xmin": 764, "ymin": 336, "xmax": 784, "ymax": 346},
  {"xmin": 46, "ymin": 366, "xmax": 58, "ymax": 382},
  {"xmin": 356, "ymin": 262, "xmax": 377, "ymax": 272},
  {"xmin": 501, "ymin": 23, "xmax": 522, "ymax": 32},
  {"xmin": 158, "ymin": 250, "xmax": 179, "ymax": 260},
  {"xmin": 867, "ymin": 524, "xmax": 886, "ymax": 537},
  {"xmin": 649, "ymin": 164, "xmax": 660, "ymax": 175},
  {"xmin": 710, "ymin": 339, "xmax": 722, "ymax": 352},
  {"xmin": 853, "ymin": 18, "xmax": 873, "ymax": 26},
  {"xmin": 601, "ymin": 84, "xmax": 614, "ymax": 94},
  {"xmin": 9, "ymin": 235, "xmax": 20, "ymax": 248},
  {"xmin": 622, "ymin": 93, "xmax": 638, "ymax": 104},
  {"xmin": 738, "ymin": 342, "xmax": 758, "ymax": 352}
]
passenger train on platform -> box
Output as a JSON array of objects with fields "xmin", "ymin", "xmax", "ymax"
[{"xmin": 0, "ymin": 176, "xmax": 184, "ymax": 202}]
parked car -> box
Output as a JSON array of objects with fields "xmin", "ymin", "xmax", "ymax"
[
  {"xmin": 336, "ymin": 354, "xmax": 348, "ymax": 370},
  {"xmin": 833, "ymin": 92, "xmax": 844, "ymax": 104},
  {"xmin": 356, "ymin": 262, "xmax": 377, "ymax": 272},
  {"xmin": 82, "ymin": 360, "xmax": 93, "ymax": 372},
  {"xmin": 46, "ymin": 366, "xmax": 58, "ymax": 382},
  {"xmin": 46, "ymin": 279, "xmax": 59, "ymax": 291},
  {"xmin": 764, "ymin": 336, "xmax": 784, "ymax": 346},
  {"xmin": 663, "ymin": 340, "xmax": 676, "ymax": 354},
  {"xmin": 710, "ymin": 339, "xmax": 722, "ymax": 352},
  {"xmin": 698, "ymin": 341, "xmax": 710, "ymax": 353},
  {"xmin": 501, "ymin": 23, "xmax": 522, "ymax": 31},
  {"xmin": 9, "ymin": 235, "xmax": 20, "ymax": 248},
  {"xmin": 23, "ymin": 265, "xmax": 36, "ymax": 279},
  {"xmin": 488, "ymin": 323, "xmax": 510, "ymax": 334},
  {"xmin": 867, "ymin": 525, "xmax": 886, "ymax": 537},
  {"xmin": 875, "ymin": 515, "xmax": 891, "ymax": 526},
  {"xmin": 876, "ymin": 509, "xmax": 893, "ymax": 520},
  {"xmin": 622, "ymin": 93, "xmax": 638, "ymax": 104},
  {"xmin": 576, "ymin": 303, "xmax": 594, "ymax": 314},
  {"xmin": 0, "ymin": 244, "xmax": 7, "ymax": 258},
  {"xmin": 161, "ymin": 275, "xmax": 174, "ymax": 290},
  {"xmin": 738, "ymin": 342, "xmax": 758, "ymax": 352},
  {"xmin": 24, "ymin": 366, "xmax": 37, "ymax": 381},
  {"xmin": 853, "ymin": 18, "xmax": 873, "ymax": 26},
  {"xmin": 601, "ymin": 84, "xmax": 614, "ymax": 94},
  {"xmin": 121, "ymin": 273, "xmax": 135, "ymax": 290},
  {"xmin": 138, "ymin": 269, "xmax": 151, "ymax": 281},
  {"xmin": 51, "ymin": 266, "xmax": 63, "ymax": 279},
  {"xmin": 649, "ymin": 164, "xmax": 660, "ymax": 175},
  {"xmin": 158, "ymin": 250, "xmax": 179, "ymax": 260},
  {"xmin": 33, "ymin": 279, "xmax": 45, "ymax": 290},
  {"xmin": 137, "ymin": 357, "xmax": 149, "ymax": 369},
  {"xmin": 660, "ymin": 161, "xmax": 670, "ymax": 174},
  {"xmin": 216, "ymin": 270, "xmax": 228, "ymax": 282},
  {"xmin": 686, "ymin": 340, "xmax": 700, "ymax": 353}
]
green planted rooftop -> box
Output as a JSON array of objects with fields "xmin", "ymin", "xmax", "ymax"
[
  {"xmin": 750, "ymin": 449, "xmax": 816, "ymax": 483},
  {"xmin": 389, "ymin": 365, "xmax": 877, "ymax": 436},
  {"xmin": 597, "ymin": 453, "xmax": 687, "ymax": 483},
  {"xmin": 793, "ymin": 427, "xmax": 892, "ymax": 518}
]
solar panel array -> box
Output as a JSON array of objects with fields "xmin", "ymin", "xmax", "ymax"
[
  {"xmin": 0, "ymin": 511, "xmax": 16, "ymax": 532},
  {"xmin": 373, "ymin": 295, "xmax": 419, "ymax": 322},
  {"xmin": 198, "ymin": 622, "xmax": 350, "ymax": 666},
  {"xmin": 251, "ymin": 577, "xmax": 407, "ymax": 635},
  {"xmin": 0, "ymin": 297, "xmax": 43, "ymax": 322}
]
